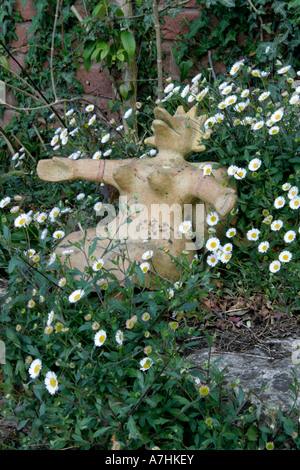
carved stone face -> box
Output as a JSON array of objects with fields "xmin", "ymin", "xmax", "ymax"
[{"xmin": 145, "ymin": 106, "xmax": 207, "ymax": 157}]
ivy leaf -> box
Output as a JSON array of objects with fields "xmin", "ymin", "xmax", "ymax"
[{"xmin": 120, "ymin": 30, "xmax": 136, "ymax": 57}]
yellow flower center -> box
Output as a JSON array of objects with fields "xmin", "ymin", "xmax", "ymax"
[
  {"xmin": 274, "ymin": 264, "xmax": 279, "ymax": 270},
  {"xmin": 211, "ymin": 216, "xmax": 216, "ymax": 222},
  {"xmin": 210, "ymin": 242, "xmax": 217, "ymax": 248},
  {"xmin": 34, "ymin": 365, "xmax": 40, "ymax": 374},
  {"xmin": 19, "ymin": 217, "xmax": 26, "ymax": 225},
  {"xmin": 50, "ymin": 378, "xmax": 56, "ymax": 388},
  {"xmin": 288, "ymin": 234, "xmax": 294, "ymax": 240},
  {"xmin": 99, "ymin": 335, "xmax": 105, "ymax": 343},
  {"xmin": 283, "ymin": 255, "xmax": 289, "ymax": 260},
  {"xmin": 74, "ymin": 294, "xmax": 81, "ymax": 301},
  {"xmin": 251, "ymin": 233, "xmax": 257, "ymax": 238},
  {"xmin": 211, "ymin": 257, "xmax": 216, "ymax": 263},
  {"xmin": 143, "ymin": 359, "xmax": 151, "ymax": 369}
]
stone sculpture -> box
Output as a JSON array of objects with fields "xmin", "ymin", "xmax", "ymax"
[{"xmin": 37, "ymin": 106, "xmax": 237, "ymax": 286}]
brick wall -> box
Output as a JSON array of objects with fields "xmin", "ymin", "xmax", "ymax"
[{"xmin": 1, "ymin": 0, "xmax": 220, "ymax": 128}]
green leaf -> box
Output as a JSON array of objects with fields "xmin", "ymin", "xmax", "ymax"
[
  {"xmin": 119, "ymin": 83, "xmax": 128, "ymax": 99},
  {"xmin": 127, "ymin": 416, "xmax": 139, "ymax": 439},
  {"xmin": 120, "ymin": 30, "xmax": 136, "ymax": 57}
]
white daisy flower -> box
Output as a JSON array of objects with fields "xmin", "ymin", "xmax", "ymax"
[
  {"xmin": 204, "ymin": 117, "xmax": 216, "ymax": 129},
  {"xmin": 58, "ymin": 277, "xmax": 66, "ymax": 287},
  {"xmin": 85, "ymin": 104, "xmax": 95, "ymax": 112},
  {"xmin": 167, "ymin": 288, "xmax": 174, "ymax": 299},
  {"xmin": 76, "ymin": 193, "xmax": 85, "ymax": 200},
  {"xmin": 289, "ymin": 94, "xmax": 299, "ymax": 105},
  {"xmin": 92, "ymin": 151, "xmax": 102, "ymax": 160},
  {"xmin": 140, "ymin": 262, "xmax": 150, "ymax": 273},
  {"xmin": 207, "ymin": 253, "xmax": 218, "ymax": 266},
  {"xmin": 214, "ymin": 113, "xmax": 224, "ymax": 122},
  {"xmin": 140, "ymin": 357, "xmax": 153, "ymax": 371},
  {"xmin": 240, "ymin": 89, "xmax": 249, "ymax": 98},
  {"xmin": 180, "ymin": 85, "xmax": 190, "ymax": 98},
  {"xmin": 252, "ymin": 121, "xmax": 264, "ymax": 131},
  {"xmin": 269, "ymin": 260, "xmax": 281, "ymax": 273},
  {"xmin": 50, "ymin": 135, "xmax": 59, "ymax": 147},
  {"xmin": 60, "ymin": 128, "xmax": 68, "ymax": 140},
  {"xmin": 206, "ymin": 212, "xmax": 219, "ymax": 226},
  {"xmin": 88, "ymin": 114, "xmax": 96, "ymax": 126},
  {"xmin": 47, "ymin": 310, "xmax": 55, "ymax": 326},
  {"xmin": 284, "ymin": 230, "xmax": 296, "ymax": 243},
  {"xmin": 251, "ymin": 69, "xmax": 261, "ymax": 77},
  {"xmin": 37, "ymin": 212, "xmax": 47, "ymax": 223},
  {"xmin": 164, "ymin": 83, "xmax": 174, "ymax": 94},
  {"xmin": 248, "ymin": 158, "xmax": 262, "ymax": 171},
  {"xmin": 124, "ymin": 108, "xmax": 133, "ymax": 119},
  {"xmin": 41, "ymin": 228, "xmax": 48, "ymax": 240},
  {"xmin": 271, "ymin": 219, "xmax": 283, "ymax": 231},
  {"xmin": 220, "ymin": 251, "xmax": 232, "ymax": 264},
  {"xmin": 103, "ymin": 149, "xmax": 112, "ymax": 156},
  {"xmin": 277, "ymin": 65, "xmax": 291, "ymax": 74},
  {"xmin": 0, "ymin": 196, "xmax": 11, "ymax": 208},
  {"xmin": 206, "ymin": 237, "xmax": 220, "ymax": 251},
  {"xmin": 115, "ymin": 330, "xmax": 124, "ymax": 346},
  {"xmin": 269, "ymin": 261, "xmax": 281, "ymax": 273},
  {"xmin": 288, "ymin": 186, "xmax": 298, "ymax": 199},
  {"xmin": 142, "ymin": 250, "xmax": 153, "ymax": 260},
  {"xmin": 49, "ymin": 207, "xmax": 60, "ymax": 220},
  {"xmin": 202, "ymin": 164, "xmax": 213, "ymax": 176},
  {"xmin": 271, "ymin": 108, "xmax": 284, "ymax": 122},
  {"xmin": 258, "ymin": 91, "xmax": 271, "ymax": 101},
  {"xmin": 29, "ymin": 359, "xmax": 42, "ymax": 379},
  {"xmin": 246, "ymin": 228, "xmax": 260, "ymax": 241},
  {"xmin": 258, "ymin": 241, "xmax": 269, "ymax": 253},
  {"xmin": 279, "ymin": 251, "xmax": 292, "ymax": 263},
  {"xmin": 234, "ymin": 168, "xmax": 247, "ymax": 179},
  {"xmin": 229, "ymin": 60, "xmax": 243, "ymax": 76},
  {"xmin": 227, "ymin": 165, "xmax": 239, "ymax": 176},
  {"xmin": 53, "ymin": 230, "xmax": 65, "ymax": 239},
  {"xmin": 224, "ymin": 95, "xmax": 237, "ymax": 106},
  {"xmin": 66, "ymin": 108, "xmax": 74, "ymax": 116},
  {"xmin": 179, "ymin": 220, "xmax": 192, "ymax": 234},
  {"xmin": 282, "ymin": 182, "xmax": 291, "ymax": 191},
  {"xmin": 266, "ymin": 118, "xmax": 275, "ymax": 127},
  {"xmin": 223, "ymin": 243, "xmax": 233, "ymax": 252},
  {"xmin": 217, "ymin": 101, "xmax": 227, "ymax": 110},
  {"xmin": 68, "ymin": 289, "xmax": 85, "ymax": 303},
  {"xmin": 274, "ymin": 196, "xmax": 285, "ymax": 209},
  {"xmin": 192, "ymin": 72, "xmax": 202, "ymax": 84},
  {"xmin": 94, "ymin": 329, "xmax": 107, "ymax": 347},
  {"xmin": 234, "ymin": 101, "xmax": 248, "ymax": 112},
  {"xmin": 221, "ymin": 85, "xmax": 233, "ymax": 95},
  {"xmin": 289, "ymin": 196, "xmax": 300, "ymax": 210},
  {"xmin": 92, "ymin": 258, "xmax": 104, "ymax": 271},
  {"xmin": 14, "ymin": 213, "xmax": 30, "ymax": 228},
  {"xmin": 226, "ymin": 227, "xmax": 236, "ymax": 238},
  {"xmin": 269, "ymin": 126, "xmax": 280, "ymax": 135},
  {"xmin": 94, "ymin": 201, "xmax": 103, "ymax": 212},
  {"xmin": 45, "ymin": 371, "xmax": 59, "ymax": 395},
  {"xmin": 101, "ymin": 133, "xmax": 110, "ymax": 144}
]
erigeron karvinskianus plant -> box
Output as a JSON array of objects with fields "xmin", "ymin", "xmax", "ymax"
[
  {"xmin": 159, "ymin": 60, "xmax": 299, "ymax": 290},
  {"xmin": 36, "ymin": 105, "xmax": 237, "ymax": 287}
]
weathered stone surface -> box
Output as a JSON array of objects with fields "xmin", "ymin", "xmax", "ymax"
[
  {"xmin": 37, "ymin": 106, "xmax": 237, "ymax": 286},
  {"xmin": 187, "ymin": 337, "xmax": 300, "ymax": 411}
]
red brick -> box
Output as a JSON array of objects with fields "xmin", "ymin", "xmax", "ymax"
[
  {"xmin": 8, "ymin": 54, "xmax": 26, "ymax": 75},
  {"xmin": 161, "ymin": 10, "xmax": 202, "ymax": 40},
  {"xmin": 13, "ymin": 0, "xmax": 37, "ymax": 21},
  {"xmin": 1, "ymin": 109, "xmax": 18, "ymax": 129},
  {"xmin": 10, "ymin": 23, "xmax": 32, "ymax": 53},
  {"xmin": 76, "ymin": 65, "xmax": 113, "ymax": 97}
]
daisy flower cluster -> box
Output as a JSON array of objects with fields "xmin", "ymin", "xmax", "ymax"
[
  {"xmin": 27, "ymin": 358, "xmax": 59, "ymax": 396},
  {"xmin": 162, "ymin": 59, "xmax": 299, "ymax": 276}
]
